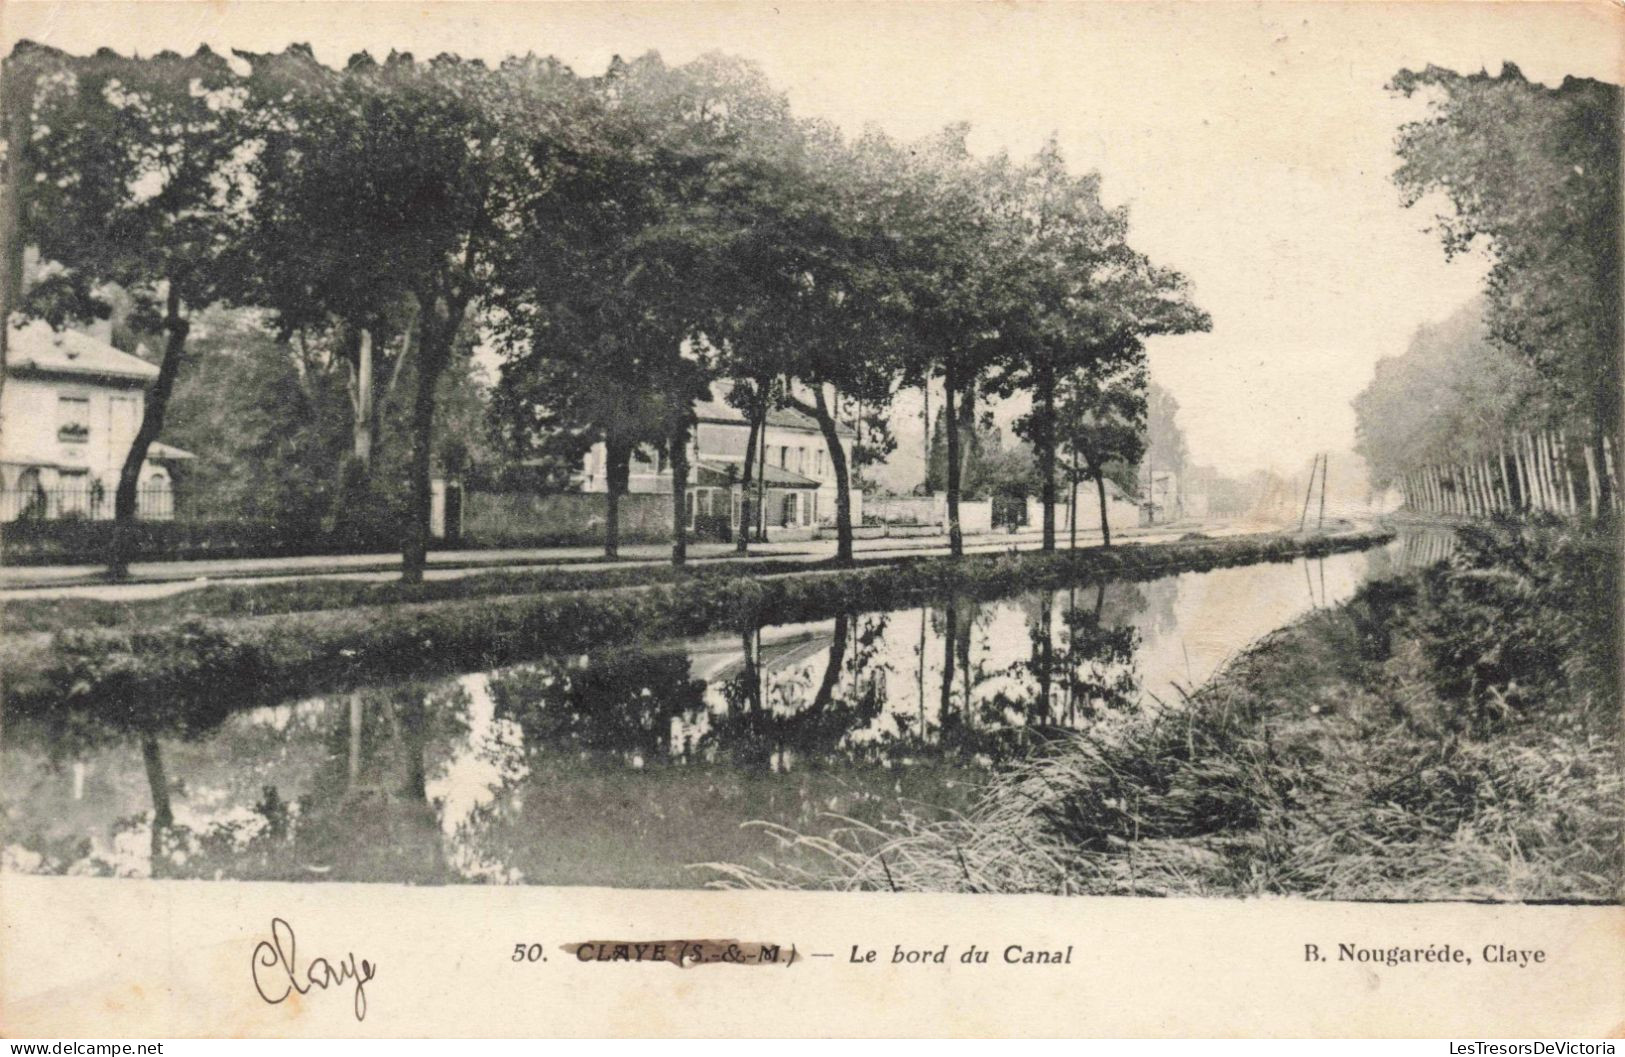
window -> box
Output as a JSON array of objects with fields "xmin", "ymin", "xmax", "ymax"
[
  {"xmin": 815, "ymin": 450, "xmax": 825, "ymax": 478},
  {"xmin": 58, "ymin": 396, "xmax": 90, "ymax": 444},
  {"xmin": 778, "ymin": 445, "xmax": 789, "ymax": 469},
  {"xmin": 685, "ymin": 490, "xmax": 697, "ymax": 529}
]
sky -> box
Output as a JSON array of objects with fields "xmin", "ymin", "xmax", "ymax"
[{"xmin": 6, "ymin": 1, "xmax": 1621, "ymax": 480}]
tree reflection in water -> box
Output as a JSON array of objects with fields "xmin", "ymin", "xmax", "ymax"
[
  {"xmin": 2, "ymin": 681, "xmax": 462, "ymax": 883},
  {"xmin": 2, "ymin": 571, "xmax": 1180, "ymax": 887}
]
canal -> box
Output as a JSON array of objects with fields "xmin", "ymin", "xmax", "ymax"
[{"xmin": 1, "ymin": 531, "xmax": 1449, "ymax": 888}]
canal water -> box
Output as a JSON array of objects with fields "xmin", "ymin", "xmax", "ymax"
[{"xmin": 1, "ymin": 531, "xmax": 1451, "ymax": 888}]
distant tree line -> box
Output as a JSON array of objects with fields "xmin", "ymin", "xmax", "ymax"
[
  {"xmin": 0, "ymin": 42, "xmax": 1208, "ymax": 579},
  {"xmin": 1356, "ymin": 64, "xmax": 1621, "ymax": 520}
]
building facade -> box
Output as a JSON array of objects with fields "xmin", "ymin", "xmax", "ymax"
[
  {"xmin": 1, "ymin": 320, "xmax": 193, "ymax": 521},
  {"xmin": 577, "ymin": 385, "xmax": 862, "ymax": 539}
]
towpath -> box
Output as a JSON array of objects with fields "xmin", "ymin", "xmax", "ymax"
[{"xmin": 0, "ymin": 519, "xmax": 1294, "ymax": 600}]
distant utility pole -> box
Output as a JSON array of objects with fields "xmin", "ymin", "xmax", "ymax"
[
  {"xmin": 1317, "ymin": 453, "xmax": 1328, "ymax": 531},
  {"xmin": 1299, "ymin": 453, "xmax": 1326, "ymax": 533}
]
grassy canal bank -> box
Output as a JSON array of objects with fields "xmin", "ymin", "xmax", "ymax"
[
  {"xmin": 709, "ymin": 518, "xmax": 1622, "ymax": 902},
  {"xmin": 5, "ymin": 528, "xmax": 1389, "ymax": 727}
]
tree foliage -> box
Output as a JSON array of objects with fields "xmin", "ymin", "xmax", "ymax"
[
  {"xmin": 6, "ymin": 37, "xmax": 1213, "ymax": 569},
  {"xmin": 1390, "ymin": 63, "xmax": 1621, "ymax": 498}
]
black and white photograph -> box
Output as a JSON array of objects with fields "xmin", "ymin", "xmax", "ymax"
[{"xmin": 0, "ymin": 0, "xmax": 1619, "ymax": 1039}]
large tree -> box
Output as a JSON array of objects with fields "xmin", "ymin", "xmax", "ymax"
[
  {"xmin": 1354, "ymin": 297, "xmax": 1538, "ymax": 490},
  {"xmin": 16, "ymin": 43, "xmax": 251, "ymax": 578},
  {"xmin": 230, "ymin": 49, "xmax": 416, "ymax": 473},
  {"xmin": 736, "ymin": 120, "xmax": 908, "ymax": 563},
  {"xmin": 235, "ymin": 47, "xmax": 578, "ymax": 581},
  {"xmin": 496, "ymin": 52, "xmax": 789, "ymax": 567},
  {"xmin": 990, "ymin": 139, "xmax": 1208, "ymax": 550},
  {"xmin": 1056, "ymin": 357, "xmax": 1147, "ymax": 548},
  {"xmin": 879, "ymin": 126, "xmax": 1022, "ymax": 557},
  {"xmin": 1390, "ymin": 63, "xmax": 1621, "ymax": 510}
]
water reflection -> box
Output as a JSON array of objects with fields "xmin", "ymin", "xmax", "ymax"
[{"xmin": 3, "ymin": 535, "xmax": 1433, "ymax": 888}]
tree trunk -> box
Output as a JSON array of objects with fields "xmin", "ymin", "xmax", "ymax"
[
  {"xmin": 1555, "ymin": 434, "xmax": 1571, "ymax": 514},
  {"xmin": 668, "ymin": 416, "xmax": 691, "ymax": 568},
  {"xmin": 1068, "ymin": 451, "xmax": 1079, "ymax": 550},
  {"xmin": 1095, "ymin": 468, "xmax": 1112, "ymax": 548},
  {"xmin": 1535, "ymin": 432, "xmax": 1554, "ymax": 514},
  {"xmin": 1499, "ymin": 439, "xmax": 1518, "ymax": 512},
  {"xmin": 1522, "ymin": 435, "xmax": 1541, "ymax": 512},
  {"xmin": 1037, "ymin": 364, "xmax": 1057, "ymax": 551},
  {"xmin": 1605, "ymin": 435, "xmax": 1621, "ymax": 511},
  {"xmin": 808, "ymin": 612, "xmax": 849, "ymax": 713},
  {"xmin": 916, "ymin": 608, "xmax": 927, "ymax": 743},
  {"xmin": 940, "ymin": 602, "xmax": 958, "ymax": 734},
  {"xmin": 736, "ymin": 390, "xmax": 765, "ymax": 554},
  {"xmin": 1584, "ymin": 443, "xmax": 1601, "ymax": 519},
  {"xmin": 141, "ymin": 731, "xmax": 173, "ymax": 862},
  {"xmin": 943, "ymin": 368, "xmax": 963, "ymax": 558},
  {"xmin": 109, "ymin": 285, "xmax": 189, "ymax": 580},
  {"xmin": 920, "ymin": 379, "xmax": 930, "ymax": 495},
  {"xmin": 351, "ymin": 327, "xmax": 375, "ymax": 465},
  {"xmin": 347, "ymin": 692, "xmax": 364, "ymax": 791},
  {"xmin": 1317, "ymin": 454, "xmax": 1328, "ymax": 529},
  {"xmin": 400, "ymin": 305, "xmax": 457, "ymax": 584},
  {"xmin": 603, "ymin": 433, "xmax": 631, "ymax": 559},
  {"xmin": 809, "ymin": 386, "xmax": 853, "ymax": 564},
  {"xmin": 1034, "ymin": 590, "xmax": 1054, "ymax": 725},
  {"xmin": 1592, "ymin": 393, "xmax": 1615, "ymax": 512},
  {"xmin": 1559, "ymin": 431, "xmax": 1580, "ymax": 517}
]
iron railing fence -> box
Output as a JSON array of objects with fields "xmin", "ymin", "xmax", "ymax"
[{"xmin": 2, "ymin": 481, "xmax": 180, "ymax": 522}]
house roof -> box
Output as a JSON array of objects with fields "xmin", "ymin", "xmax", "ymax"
[
  {"xmin": 148, "ymin": 441, "xmax": 195, "ymax": 461},
  {"xmin": 693, "ymin": 459, "xmax": 822, "ymax": 490},
  {"xmin": 7, "ymin": 320, "xmax": 159, "ymax": 383},
  {"xmin": 1101, "ymin": 478, "xmax": 1134, "ymax": 502},
  {"xmin": 695, "ymin": 383, "xmax": 858, "ymax": 438}
]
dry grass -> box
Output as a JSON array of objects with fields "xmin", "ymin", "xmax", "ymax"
[{"xmin": 705, "ymin": 607, "xmax": 1624, "ymax": 902}]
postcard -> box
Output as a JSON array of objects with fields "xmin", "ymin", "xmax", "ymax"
[{"xmin": 1, "ymin": 0, "xmax": 1620, "ymax": 1038}]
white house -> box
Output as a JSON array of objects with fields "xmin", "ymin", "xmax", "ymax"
[
  {"xmin": 1, "ymin": 320, "xmax": 193, "ymax": 521},
  {"xmin": 577, "ymin": 383, "xmax": 862, "ymax": 539}
]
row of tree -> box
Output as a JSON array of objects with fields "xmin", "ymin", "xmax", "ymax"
[
  {"xmin": 1394, "ymin": 433, "xmax": 1621, "ymax": 519},
  {"xmin": 1356, "ymin": 65, "xmax": 1621, "ymax": 520},
  {"xmin": 0, "ymin": 42, "xmax": 1208, "ymax": 578}
]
